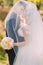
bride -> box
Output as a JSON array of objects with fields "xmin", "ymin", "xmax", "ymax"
[{"xmin": 12, "ymin": 1, "xmax": 43, "ymax": 65}]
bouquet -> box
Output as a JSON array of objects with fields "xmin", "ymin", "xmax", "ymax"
[{"xmin": 1, "ymin": 37, "xmax": 14, "ymax": 50}]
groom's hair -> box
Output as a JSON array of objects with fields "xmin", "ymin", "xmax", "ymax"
[{"xmin": 18, "ymin": 1, "xmax": 27, "ymax": 9}]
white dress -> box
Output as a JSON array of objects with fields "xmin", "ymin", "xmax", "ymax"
[{"xmin": 13, "ymin": 1, "xmax": 43, "ymax": 65}]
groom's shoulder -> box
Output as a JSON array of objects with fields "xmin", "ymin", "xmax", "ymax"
[{"xmin": 5, "ymin": 10, "xmax": 17, "ymax": 28}]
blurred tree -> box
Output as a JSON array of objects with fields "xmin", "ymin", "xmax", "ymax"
[
  {"xmin": 0, "ymin": 0, "xmax": 3, "ymax": 6},
  {"xmin": 36, "ymin": 0, "xmax": 42, "ymax": 9},
  {"xmin": 3, "ymin": 0, "xmax": 7, "ymax": 7},
  {"xmin": 13, "ymin": 0, "xmax": 19, "ymax": 4},
  {"xmin": 6, "ymin": 0, "xmax": 13, "ymax": 6},
  {"xmin": 0, "ymin": 46, "xmax": 7, "ymax": 61},
  {"xmin": 0, "ymin": 12, "xmax": 8, "ymax": 20},
  {"xmin": 3, "ymin": 0, "xmax": 13, "ymax": 6}
]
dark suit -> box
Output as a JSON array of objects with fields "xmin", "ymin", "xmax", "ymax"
[{"xmin": 5, "ymin": 11, "xmax": 24, "ymax": 65}]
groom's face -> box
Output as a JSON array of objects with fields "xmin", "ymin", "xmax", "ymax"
[{"xmin": 16, "ymin": 4, "xmax": 25, "ymax": 16}]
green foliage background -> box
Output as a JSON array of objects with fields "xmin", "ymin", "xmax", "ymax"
[{"xmin": 0, "ymin": 0, "xmax": 43, "ymax": 9}]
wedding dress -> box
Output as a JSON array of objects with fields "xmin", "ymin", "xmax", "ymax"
[{"xmin": 13, "ymin": 1, "xmax": 43, "ymax": 65}]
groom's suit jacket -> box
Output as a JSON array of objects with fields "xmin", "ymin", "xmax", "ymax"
[{"xmin": 5, "ymin": 11, "xmax": 24, "ymax": 54}]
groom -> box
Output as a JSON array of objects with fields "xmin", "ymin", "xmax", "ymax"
[
  {"xmin": 5, "ymin": 2, "xmax": 24, "ymax": 65},
  {"xmin": 5, "ymin": 1, "xmax": 37, "ymax": 65}
]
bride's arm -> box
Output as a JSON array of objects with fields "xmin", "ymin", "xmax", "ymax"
[
  {"xmin": 13, "ymin": 17, "xmax": 28, "ymax": 47},
  {"xmin": 13, "ymin": 41, "xmax": 26, "ymax": 47},
  {"xmin": 13, "ymin": 28, "xmax": 28, "ymax": 47}
]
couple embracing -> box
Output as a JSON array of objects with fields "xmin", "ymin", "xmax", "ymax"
[{"xmin": 5, "ymin": 1, "xmax": 43, "ymax": 65}]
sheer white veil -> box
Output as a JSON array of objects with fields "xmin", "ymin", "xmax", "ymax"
[
  {"xmin": 8, "ymin": 1, "xmax": 43, "ymax": 65},
  {"xmin": 5, "ymin": 1, "xmax": 43, "ymax": 65},
  {"xmin": 11, "ymin": 0, "xmax": 43, "ymax": 36}
]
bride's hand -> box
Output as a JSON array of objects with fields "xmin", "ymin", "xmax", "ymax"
[{"xmin": 13, "ymin": 42, "xmax": 26, "ymax": 47}]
